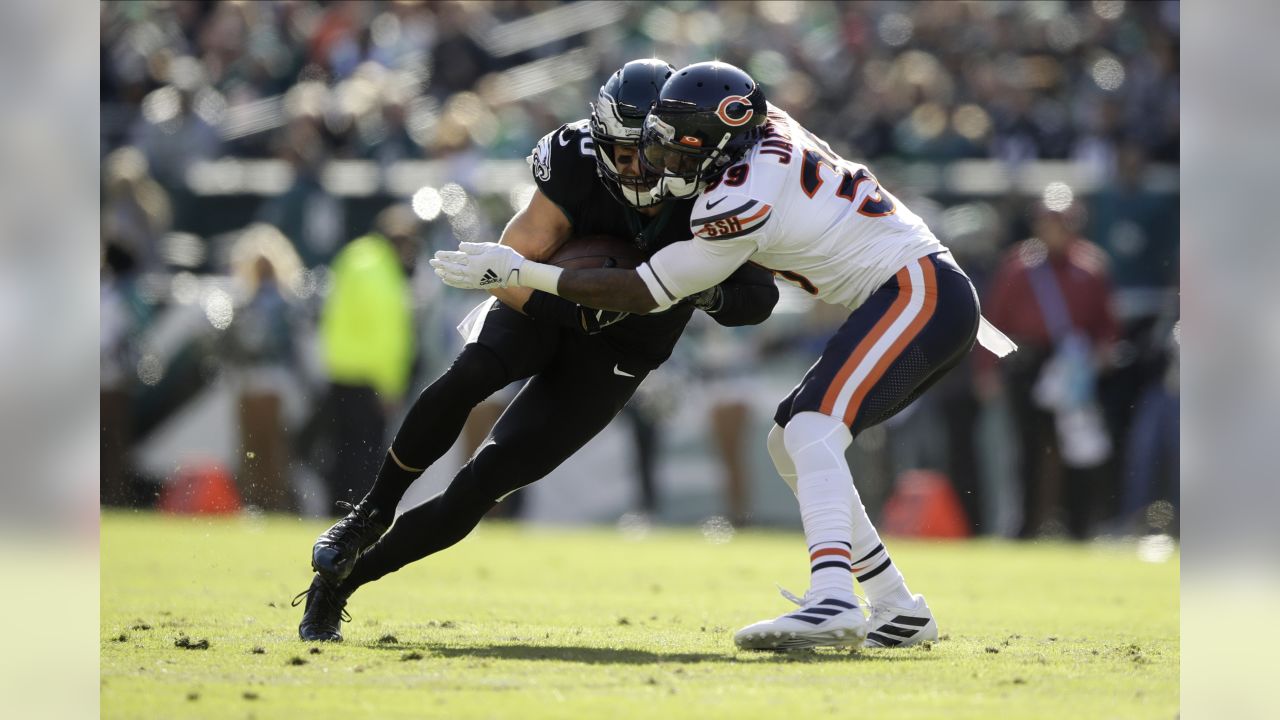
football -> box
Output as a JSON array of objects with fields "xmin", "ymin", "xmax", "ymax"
[{"xmin": 546, "ymin": 234, "xmax": 647, "ymax": 270}]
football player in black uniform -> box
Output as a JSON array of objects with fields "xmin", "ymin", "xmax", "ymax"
[{"xmin": 295, "ymin": 59, "xmax": 779, "ymax": 641}]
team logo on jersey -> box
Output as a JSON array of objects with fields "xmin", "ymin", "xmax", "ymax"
[
  {"xmin": 530, "ymin": 134, "xmax": 552, "ymax": 181},
  {"xmin": 716, "ymin": 95, "xmax": 754, "ymax": 127}
]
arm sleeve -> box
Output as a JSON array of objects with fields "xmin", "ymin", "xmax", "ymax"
[
  {"xmin": 704, "ymin": 263, "xmax": 778, "ymax": 327},
  {"xmin": 639, "ymin": 235, "xmax": 759, "ymax": 312},
  {"xmin": 638, "ymin": 192, "xmax": 770, "ymax": 311}
]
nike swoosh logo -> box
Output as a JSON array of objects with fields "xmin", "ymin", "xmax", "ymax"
[
  {"xmin": 705, "ymin": 196, "xmax": 728, "ymax": 209},
  {"xmin": 613, "ymin": 365, "xmax": 636, "ymax": 378}
]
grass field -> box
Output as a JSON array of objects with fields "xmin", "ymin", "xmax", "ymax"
[{"xmin": 101, "ymin": 511, "xmax": 1178, "ymax": 719}]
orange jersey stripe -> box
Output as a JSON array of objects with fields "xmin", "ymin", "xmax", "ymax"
[
  {"xmin": 735, "ymin": 203, "xmax": 772, "ymax": 226},
  {"xmin": 819, "ymin": 265, "xmax": 914, "ymax": 416},
  {"xmin": 842, "ymin": 258, "xmax": 938, "ymax": 426},
  {"xmin": 810, "ymin": 547, "xmax": 853, "ymax": 561}
]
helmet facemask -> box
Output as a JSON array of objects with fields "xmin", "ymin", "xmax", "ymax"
[
  {"xmin": 590, "ymin": 92, "xmax": 663, "ymax": 208},
  {"xmin": 639, "ymin": 114, "xmax": 733, "ymax": 199}
]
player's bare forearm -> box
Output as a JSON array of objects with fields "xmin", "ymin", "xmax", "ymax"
[
  {"xmin": 489, "ymin": 285, "xmax": 533, "ymax": 313},
  {"xmin": 489, "ymin": 188, "xmax": 571, "ymax": 313},
  {"xmin": 555, "ymin": 269, "xmax": 659, "ymax": 314}
]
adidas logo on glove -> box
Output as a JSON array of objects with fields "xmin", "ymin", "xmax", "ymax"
[{"xmin": 478, "ymin": 269, "xmax": 501, "ymax": 287}]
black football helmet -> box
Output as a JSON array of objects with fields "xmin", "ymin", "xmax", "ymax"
[
  {"xmin": 590, "ymin": 58, "xmax": 675, "ymax": 208},
  {"xmin": 639, "ymin": 61, "xmax": 767, "ymax": 199}
]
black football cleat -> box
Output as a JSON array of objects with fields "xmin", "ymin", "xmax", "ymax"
[
  {"xmin": 292, "ymin": 574, "xmax": 352, "ymax": 642},
  {"xmin": 311, "ymin": 501, "xmax": 389, "ymax": 585}
]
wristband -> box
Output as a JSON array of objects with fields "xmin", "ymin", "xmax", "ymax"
[{"xmin": 514, "ymin": 261, "xmax": 563, "ymax": 293}]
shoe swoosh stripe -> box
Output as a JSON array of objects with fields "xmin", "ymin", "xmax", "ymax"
[
  {"xmin": 891, "ymin": 615, "xmax": 931, "ymax": 627},
  {"xmin": 785, "ymin": 614, "xmax": 828, "ymax": 625},
  {"xmin": 876, "ymin": 625, "xmax": 919, "ymax": 638},
  {"xmin": 819, "ymin": 598, "xmax": 857, "ymax": 609},
  {"xmin": 866, "ymin": 632, "xmax": 902, "ymax": 647},
  {"xmin": 800, "ymin": 607, "xmax": 843, "ymax": 616}
]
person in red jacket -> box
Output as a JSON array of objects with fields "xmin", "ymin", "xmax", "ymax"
[{"xmin": 976, "ymin": 188, "xmax": 1119, "ymax": 539}]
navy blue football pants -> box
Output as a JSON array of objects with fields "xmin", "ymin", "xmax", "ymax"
[{"xmin": 774, "ymin": 252, "xmax": 979, "ymax": 436}]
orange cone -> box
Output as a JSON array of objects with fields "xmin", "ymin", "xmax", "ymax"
[
  {"xmin": 159, "ymin": 462, "xmax": 242, "ymax": 515},
  {"xmin": 880, "ymin": 469, "xmax": 970, "ymax": 539}
]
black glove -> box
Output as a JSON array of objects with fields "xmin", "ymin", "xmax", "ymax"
[{"xmin": 689, "ymin": 286, "xmax": 725, "ymax": 314}]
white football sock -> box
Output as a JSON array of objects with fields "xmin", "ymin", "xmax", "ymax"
[
  {"xmin": 784, "ymin": 412, "xmax": 914, "ymax": 609},
  {"xmin": 784, "ymin": 413, "xmax": 856, "ymax": 602},
  {"xmin": 850, "ymin": 530, "xmax": 914, "ymax": 609}
]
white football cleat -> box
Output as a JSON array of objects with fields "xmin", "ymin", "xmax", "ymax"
[
  {"xmin": 863, "ymin": 593, "xmax": 939, "ymax": 648},
  {"xmin": 734, "ymin": 587, "xmax": 869, "ymax": 651}
]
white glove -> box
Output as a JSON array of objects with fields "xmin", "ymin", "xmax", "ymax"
[{"xmin": 430, "ymin": 242, "xmax": 526, "ymax": 290}]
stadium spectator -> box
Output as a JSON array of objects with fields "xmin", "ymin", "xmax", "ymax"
[
  {"xmin": 977, "ymin": 189, "xmax": 1119, "ymax": 540},
  {"xmin": 258, "ymin": 117, "xmax": 346, "ymax": 267},
  {"xmin": 223, "ymin": 224, "xmax": 306, "ymax": 512},
  {"xmin": 305, "ymin": 204, "xmax": 420, "ymax": 510}
]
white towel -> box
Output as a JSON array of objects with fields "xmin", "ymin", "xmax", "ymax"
[
  {"xmin": 456, "ymin": 296, "xmax": 498, "ymax": 343},
  {"xmin": 977, "ymin": 316, "xmax": 1018, "ymax": 357}
]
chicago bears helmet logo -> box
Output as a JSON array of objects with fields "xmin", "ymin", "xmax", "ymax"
[{"xmin": 716, "ymin": 95, "xmax": 754, "ymax": 127}]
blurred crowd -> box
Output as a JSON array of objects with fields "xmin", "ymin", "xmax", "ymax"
[{"xmin": 100, "ymin": 1, "xmax": 1179, "ymax": 540}]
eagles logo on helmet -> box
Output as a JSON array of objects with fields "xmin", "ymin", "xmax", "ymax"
[{"xmin": 588, "ymin": 58, "xmax": 675, "ymax": 209}]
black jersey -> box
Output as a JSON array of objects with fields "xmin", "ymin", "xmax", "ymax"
[{"xmin": 528, "ymin": 120, "xmax": 701, "ymax": 369}]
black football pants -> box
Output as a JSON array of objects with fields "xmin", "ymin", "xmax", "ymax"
[{"xmin": 338, "ymin": 300, "xmax": 648, "ymax": 593}]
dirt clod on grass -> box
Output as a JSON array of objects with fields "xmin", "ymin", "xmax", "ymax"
[
  {"xmin": 175, "ymin": 636, "xmax": 210, "ymax": 650},
  {"xmin": 287, "ymin": 656, "xmax": 308, "ymax": 666}
]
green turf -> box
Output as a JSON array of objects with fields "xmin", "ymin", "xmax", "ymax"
[{"xmin": 101, "ymin": 511, "xmax": 1178, "ymax": 719}]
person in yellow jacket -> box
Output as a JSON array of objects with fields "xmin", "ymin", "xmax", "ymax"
[{"xmin": 315, "ymin": 205, "xmax": 419, "ymax": 510}]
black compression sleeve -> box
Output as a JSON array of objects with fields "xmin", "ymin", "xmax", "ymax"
[{"xmin": 705, "ymin": 265, "xmax": 779, "ymax": 327}]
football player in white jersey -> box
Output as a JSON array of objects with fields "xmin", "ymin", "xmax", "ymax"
[{"xmin": 432, "ymin": 61, "xmax": 1015, "ymax": 651}]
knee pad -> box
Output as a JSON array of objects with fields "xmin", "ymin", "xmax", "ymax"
[
  {"xmin": 782, "ymin": 412, "xmax": 853, "ymax": 477},
  {"xmin": 766, "ymin": 424, "xmax": 798, "ymax": 495}
]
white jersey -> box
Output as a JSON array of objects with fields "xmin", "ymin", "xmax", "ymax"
[{"xmin": 644, "ymin": 107, "xmax": 946, "ymax": 311}]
